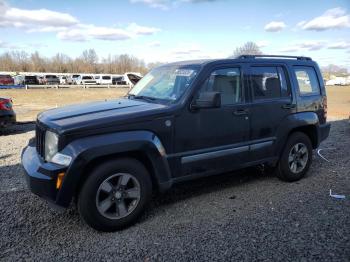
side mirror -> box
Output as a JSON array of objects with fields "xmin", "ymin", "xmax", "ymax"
[{"xmin": 191, "ymin": 91, "xmax": 221, "ymax": 110}]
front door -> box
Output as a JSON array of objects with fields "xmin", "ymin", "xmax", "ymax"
[{"xmin": 173, "ymin": 65, "xmax": 250, "ymax": 177}]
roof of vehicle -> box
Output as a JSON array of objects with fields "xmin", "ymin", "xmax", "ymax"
[{"xmin": 165, "ymin": 55, "xmax": 316, "ymax": 67}]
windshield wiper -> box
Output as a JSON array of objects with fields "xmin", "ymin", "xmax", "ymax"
[{"xmin": 128, "ymin": 94, "xmax": 157, "ymax": 102}]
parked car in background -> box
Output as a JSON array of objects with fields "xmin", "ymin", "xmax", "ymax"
[
  {"xmin": 65, "ymin": 76, "xmax": 75, "ymax": 85},
  {"xmin": 95, "ymin": 75, "xmax": 112, "ymax": 85},
  {"xmin": 94, "ymin": 75, "xmax": 100, "ymax": 83},
  {"xmin": 76, "ymin": 75, "xmax": 96, "ymax": 85},
  {"xmin": 72, "ymin": 74, "xmax": 81, "ymax": 84},
  {"xmin": 118, "ymin": 72, "xmax": 142, "ymax": 87},
  {"xmin": 43, "ymin": 75, "xmax": 60, "ymax": 85},
  {"xmin": 24, "ymin": 75, "xmax": 39, "ymax": 85},
  {"xmin": 112, "ymin": 75, "xmax": 123, "ymax": 85},
  {"xmin": 0, "ymin": 75, "xmax": 14, "ymax": 85},
  {"xmin": 13, "ymin": 75, "xmax": 24, "ymax": 85},
  {"xmin": 37, "ymin": 76, "xmax": 45, "ymax": 85},
  {"xmin": 0, "ymin": 97, "xmax": 16, "ymax": 128},
  {"xmin": 59, "ymin": 76, "xmax": 67, "ymax": 84}
]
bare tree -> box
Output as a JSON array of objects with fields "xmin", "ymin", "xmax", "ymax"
[
  {"xmin": 230, "ymin": 41, "xmax": 263, "ymax": 58},
  {"xmin": 80, "ymin": 49, "xmax": 99, "ymax": 73},
  {"xmin": 0, "ymin": 52, "xmax": 16, "ymax": 71},
  {"xmin": 50, "ymin": 53, "xmax": 71, "ymax": 73},
  {"xmin": 30, "ymin": 51, "xmax": 47, "ymax": 72}
]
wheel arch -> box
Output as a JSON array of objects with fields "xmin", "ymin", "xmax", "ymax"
[
  {"xmin": 55, "ymin": 130, "xmax": 172, "ymax": 207},
  {"xmin": 287, "ymin": 125, "xmax": 318, "ymax": 149},
  {"xmin": 75, "ymin": 150, "xmax": 161, "ymax": 200},
  {"xmin": 275, "ymin": 112, "xmax": 320, "ymax": 158}
]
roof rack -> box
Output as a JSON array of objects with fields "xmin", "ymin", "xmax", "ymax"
[{"xmin": 237, "ymin": 55, "xmax": 312, "ymax": 61}]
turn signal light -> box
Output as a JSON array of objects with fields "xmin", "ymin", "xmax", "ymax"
[{"xmin": 56, "ymin": 172, "xmax": 65, "ymax": 189}]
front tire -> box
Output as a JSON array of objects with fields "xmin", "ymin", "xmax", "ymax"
[
  {"xmin": 277, "ymin": 132, "xmax": 313, "ymax": 182},
  {"xmin": 78, "ymin": 158, "xmax": 152, "ymax": 232}
]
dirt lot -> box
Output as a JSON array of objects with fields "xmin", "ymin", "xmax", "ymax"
[
  {"xmin": 0, "ymin": 88, "xmax": 129, "ymax": 122},
  {"xmin": 326, "ymin": 86, "xmax": 350, "ymax": 119},
  {"xmin": 1, "ymin": 85, "xmax": 349, "ymax": 121},
  {"xmin": 0, "ymin": 86, "xmax": 349, "ymax": 261}
]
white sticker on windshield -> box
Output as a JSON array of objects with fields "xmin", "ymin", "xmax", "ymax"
[{"xmin": 175, "ymin": 69, "xmax": 195, "ymax": 77}]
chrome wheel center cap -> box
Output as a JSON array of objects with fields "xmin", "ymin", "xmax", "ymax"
[{"xmin": 114, "ymin": 191, "xmax": 122, "ymax": 199}]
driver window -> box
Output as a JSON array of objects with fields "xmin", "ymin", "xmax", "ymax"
[{"xmin": 199, "ymin": 68, "xmax": 242, "ymax": 105}]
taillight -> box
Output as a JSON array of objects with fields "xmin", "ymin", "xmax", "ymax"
[
  {"xmin": 322, "ymin": 96, "xmax": 327, "ymax": 121},
  {"xmin": 0, "ymin": 98, "xmax": 12, "ymax": 111}
]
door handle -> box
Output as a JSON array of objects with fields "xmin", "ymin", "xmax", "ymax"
[
  {"xmin": 281, "ymin": 103, "xmax": 296, "ymax": 109},
  {"xmin": 233, "ymin": 109, "xmax": 249, "ymax": 116}
]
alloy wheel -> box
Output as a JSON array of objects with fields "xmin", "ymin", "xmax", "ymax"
[{"xmin": 95, "ymin": 173, "xmax": 141, "ymax": 219}]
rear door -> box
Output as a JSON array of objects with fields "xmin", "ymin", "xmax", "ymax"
[{"xmin": 248, "ymin": 64, "xmax": 295, "ymax": 161}]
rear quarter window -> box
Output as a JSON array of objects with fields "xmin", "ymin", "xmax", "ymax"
[{"xmin": 293, "ymin": 66, "xmax": 320, "ymax": 95}]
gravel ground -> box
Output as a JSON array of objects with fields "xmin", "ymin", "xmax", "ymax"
[{"xmin": 0, "ymin": 119, "xmax": 349, "ymax": 261}]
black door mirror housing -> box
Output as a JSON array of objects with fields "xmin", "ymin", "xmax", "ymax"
[{"xmin": 191, "ymin": 92, "xmax": 221, "ymax": 109}]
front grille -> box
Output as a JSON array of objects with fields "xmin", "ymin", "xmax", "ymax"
[{"xmin": 36, "ymin": 125, "xmax": 45, "ymax": 158}]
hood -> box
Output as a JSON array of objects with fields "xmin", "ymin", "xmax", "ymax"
[{"xmin": 38, "ymin": 98, "xmax": 167, "ymax": 134}]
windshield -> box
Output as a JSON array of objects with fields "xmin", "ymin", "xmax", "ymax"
[
  {"xmin": 46, "ymin": 75, "xmax": 57, "ymax": 79},
  {"xmin": 129, "ymin": 66, "xmax": 198, "ymax": 101},
  {"xmin": 0, "ymin": 75, "xmax": 12, "ymax": 79}
]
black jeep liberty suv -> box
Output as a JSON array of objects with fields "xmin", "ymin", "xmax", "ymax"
[{"xmin": 22, "ymin": 55, "xmax": 330, "ymax": 231}]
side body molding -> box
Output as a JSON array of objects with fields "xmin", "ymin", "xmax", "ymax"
[{"xmin": 56, "ymin": 131, "xmax": 172, "ymax": 207}]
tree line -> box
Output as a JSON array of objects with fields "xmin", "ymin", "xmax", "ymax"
[{"xmin": 0, "ymin": 49, "xmax": 160, "ymax": 75}]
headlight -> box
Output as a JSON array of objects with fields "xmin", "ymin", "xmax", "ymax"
[{"xmin": 45, "ymin": 131, "xmax": 58, "ymax": 162}]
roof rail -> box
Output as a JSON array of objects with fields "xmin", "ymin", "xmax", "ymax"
[{"xmin": 237, "ymin": 55, "xmax": 312, "ymax": 61}]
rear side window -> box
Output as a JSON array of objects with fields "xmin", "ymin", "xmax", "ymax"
[
  {"xmin": 250, "ymin": 66, "xmax": 290, "ymax": 100},
  {"xmin": 199, "ymin": 68, "xmax": 242, "ymax": 105},
  {"xmin": 294, "ymin": 67, "xmax": 320, "ymax": 95}
]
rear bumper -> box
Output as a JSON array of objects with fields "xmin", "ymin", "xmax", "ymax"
[
  {"xmin": 21, "ymin": 145, "xmax": 68, "ymax": 207},
  {"xmin": 0, "ymin": 113, "xmax": 16, "ymax": 127},
  {"xmin": 318, "ymin": 123, "xmax": 331, "ymax": 144}
]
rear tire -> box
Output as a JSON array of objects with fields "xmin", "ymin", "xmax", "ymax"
[
  {"xmin": 78, "ymin": 158, "xmax": 152, "ymax": 232},
  {"xmin": 277, "ymin": 132, "xmax": 313, "ymax": 182}
]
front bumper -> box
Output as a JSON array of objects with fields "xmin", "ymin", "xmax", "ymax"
[{"xmin": 21, "ymin": 145, "xmax": 67, "ymax": 207}]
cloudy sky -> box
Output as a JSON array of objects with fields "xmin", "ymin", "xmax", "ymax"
[{"xmin": 0, "ymin": 0, "xmax": 349, "ymax": 68}]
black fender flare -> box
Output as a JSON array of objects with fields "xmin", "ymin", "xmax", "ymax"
[
  {"xmin": 275, "ymin": 111, "xmax": 320, "ymax": 156},
  {"xmin": 56, "ymin": 130, "xmax": 172, "ymax": 207}
]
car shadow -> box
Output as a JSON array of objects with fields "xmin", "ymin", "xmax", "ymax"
[
  {"xmin": 0, "ymin": 122, "xmax": 35, "ymax": 136},
  {"xmin": 147, "ymin": 166, "xmax": 274, "ymax": 210},
  {"xmin": 0, "ymin": 154, "xmax": 13, "ymax": 160}
]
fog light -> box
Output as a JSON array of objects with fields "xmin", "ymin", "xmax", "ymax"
[
  {"xmin": 56, "ymin": 172, "xmax": 65, "ymax": 189},
  {"xmin": 51, "ymin": 153, "xmax": 72, "ymax": 166}
]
